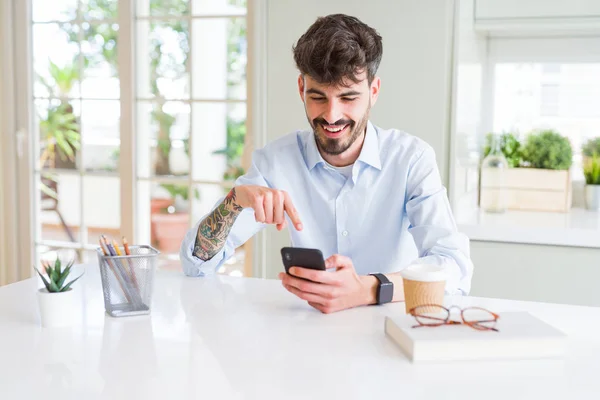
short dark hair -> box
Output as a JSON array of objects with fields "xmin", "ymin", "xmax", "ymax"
[{"xmin": 292, "ymin": 14, "xmax": 383, "ymax": 86}]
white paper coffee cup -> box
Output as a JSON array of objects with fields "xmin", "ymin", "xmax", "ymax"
[{"xmin": 400, "ymin": 264, "xmax": 447, "ymax": 314}]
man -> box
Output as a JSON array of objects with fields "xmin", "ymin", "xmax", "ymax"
[{"xmin": 181, "ymin": 13, "xmax": 473, "ymax": 313}]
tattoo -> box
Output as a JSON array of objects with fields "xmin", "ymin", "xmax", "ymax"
[{"xmin": 194, "ymin": 188, "xmax": 244, "ymax": 260}]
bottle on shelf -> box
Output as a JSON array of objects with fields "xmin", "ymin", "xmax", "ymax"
[{"xmin": 480, "ymin": 134, "xmax": 509, "ymax": 213}]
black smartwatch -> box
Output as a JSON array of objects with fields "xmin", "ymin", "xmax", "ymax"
[{"xmin": 369, "ymin": 273, "xmax": 393, "ymax": 305}]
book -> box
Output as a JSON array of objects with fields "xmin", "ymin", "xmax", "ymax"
[{"xmin": 384, "ymin": 312, "xmax": 567, "ymax": 362}]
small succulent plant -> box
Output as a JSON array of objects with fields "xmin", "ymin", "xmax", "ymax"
[{"xmin": 35, "ymin": 258, "xmax": 83, "ymax": 293}]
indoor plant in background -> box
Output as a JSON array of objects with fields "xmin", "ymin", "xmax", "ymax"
[
  {"xmin": 482, "ymin": 132, "xmax": 522, "ymax": 168},
  {"xmin": 480, "ymin": 129, "xmax": 573, "ymax": 212},
  {"xmin": 150, "ymin": 116, "xmax": 246, "ymax": 252},
  {"xmin": 520, "ymin": 130, "xmax": 573, "ymax": 171},
  {"xmin": 38, "ymin": 59, "xmax": 82, "ymax": 203},
  {"xmin": 582, "ymin": 137, "xmax": 600, "ymax": 166},
  {"xmin": 514, "ymin": 129, "xmax": 572, "ymax": 212},
  {"xmin": 38, "ymin": 58, "xmax": 81, "ymax": 171},
  {"xmin": 35, "ymin": 258, "xmax": 83, "ymax": 328},
  {"xmin": 582, "ymin": 138, "xmax": 600, "ymax": 210},
  {"xmin": 151, "ymin": 184, "xmax": 200, "ymax": 253}
]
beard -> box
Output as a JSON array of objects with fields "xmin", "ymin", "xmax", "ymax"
[{"xmin": 308, "ymin": 102, "xmax": 371, "ymax": 156}]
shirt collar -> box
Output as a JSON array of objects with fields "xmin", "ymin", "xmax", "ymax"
[
  {"xmin": 357, "ymin": 121, "xmax": 382, "ymax": 171},
  {"xmin": 305, "ymin": 120, "xmax": 382, "ymax": 171},
  {"xmin": 306, "ymin": 129, "xmax": 324, "ymax": 171}
]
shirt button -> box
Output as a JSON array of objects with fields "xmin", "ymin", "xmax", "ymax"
[{"xmin": 342, "ymin": 230, "xmax": 348, "ymax": 237}]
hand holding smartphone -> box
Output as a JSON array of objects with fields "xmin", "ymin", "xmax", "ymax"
[{"xmin": 280, "ymin": 247, "xmax": 326, "ymax": 276}]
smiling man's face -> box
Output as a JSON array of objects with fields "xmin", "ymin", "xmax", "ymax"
[{"xmin": 299, "ymin": 72, "xmax": 380, "ymax": 158}]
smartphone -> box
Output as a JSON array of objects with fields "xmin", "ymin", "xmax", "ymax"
[{"xmin": 280, "ymin": 247, "xmax": 326, "ymax": 275}]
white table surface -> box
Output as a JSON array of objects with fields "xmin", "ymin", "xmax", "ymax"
[{"xmin": 1, "ymin": 265, "xmax": 599, "ymax": 400}]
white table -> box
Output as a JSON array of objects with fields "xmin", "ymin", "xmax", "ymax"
[{"xmin": 1, "ymin": 265, "xmax": 599, "ymax": 399}]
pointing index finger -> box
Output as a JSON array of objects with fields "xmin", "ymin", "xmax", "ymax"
[{"xmin": 282, "ymin": 191, "xmax": 303, "ymax": 231}]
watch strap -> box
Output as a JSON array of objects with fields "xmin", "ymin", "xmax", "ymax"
[
  {"xmin": 370, "ymin": 273, "xmax": 390, "ymax": 285},
  {"xmin": 369, "ymin": 273, "xmax": 392, "ymax": 304}
]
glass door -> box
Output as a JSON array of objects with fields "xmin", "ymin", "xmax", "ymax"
[
  {"xmin": 134, "ymin": 0, "xmax": 248, "ymax": 274},
  {"xmin": 18, "ymin": 0, "xmax": 250, "ymax": 277},
  {"xmin": 31, "ymin": 0, "xmax": 121, "ymax": 265}
]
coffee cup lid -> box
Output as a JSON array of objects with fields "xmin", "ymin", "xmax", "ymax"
[{"xmin": 400, "ymin": 264, "xmax": 447, "ymax": 282}]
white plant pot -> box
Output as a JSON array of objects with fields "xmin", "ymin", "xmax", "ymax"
[
  {"xmin": 37, "ymin": 288, "xmax": 75, "ymax": 328},
  {"xmin": 585, "ymin": 185, "xmax": 600, "ymax": 211}
]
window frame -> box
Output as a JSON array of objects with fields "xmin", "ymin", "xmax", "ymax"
[{"xmin": 3, "ymin": 0, "xmax": 261, "ymax": 282}]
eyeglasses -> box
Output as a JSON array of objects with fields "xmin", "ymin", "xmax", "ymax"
[{"xmin": 409, "ymin": 304, "xmax": 500, "ymax": 332}]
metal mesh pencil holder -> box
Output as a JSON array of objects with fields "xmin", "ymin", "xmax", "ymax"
[{"xmin": 96, "ymin": 245, "xmax": 160, "ymax": 317}]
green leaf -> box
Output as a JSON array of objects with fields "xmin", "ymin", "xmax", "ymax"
[
  {"xmin": 68, "ymin": 137, "xmax": 81, "ymax": 150},
  {"xmin": 55, "ymin": 259, "xmax": 76, "ymax": 290},
  {"xmin": 40, "ymin": 181, "xmax": 58, "ymax": 199},
  {"xmin": 60, "ymin": 274, "xmax": 83, "ymax": 292},
  {"xmin": 57, "ymin": 265, "xmax": 72, "ymax": 289},
  {"xmin": 34, "ymin": 267, "xmax": 51, "ymax": 292},
  {"xmin": 49, "ymin": 277, "xmax": 61, "ymax": 293},
  {"xmin": 584, "ymin": 154, "xmax": 600, "ymax": 185},
  {"xmin": 50, "ymin": 266, "xmax": 60, "ymax": 286},
  {"xmin": 55, "ymin": 135, "xmax": 74, "ymax": 158},
  {"xmin": 64, "ymin": 130, "xmax": 80, "ymax": 141}
]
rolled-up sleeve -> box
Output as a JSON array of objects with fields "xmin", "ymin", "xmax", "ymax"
[
  {"xmin": 404, "ymin": 146, "xmax": 474, "ymax": 295},
  {"xmin": 180, "ymin": 149, "xmax": 270, "ymax": 277}
]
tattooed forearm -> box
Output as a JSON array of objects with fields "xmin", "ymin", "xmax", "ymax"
[{"xmin": 194, "ymin": 188, "xmax": 244, "ymax": 260}]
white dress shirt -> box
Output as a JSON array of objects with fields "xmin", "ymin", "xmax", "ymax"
[{"xmin": 181, "ymin": 121, "xmax": 473, "ymax": 294}]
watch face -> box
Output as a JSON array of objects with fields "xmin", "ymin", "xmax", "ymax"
[{"xmin": 380, "ymin": 282, "xmax": 393, "ymax": 304}]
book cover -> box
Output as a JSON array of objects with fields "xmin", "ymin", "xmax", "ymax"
[{"xmin": 385, "ymin": 312, "xmax": 567, "ymax": 362}]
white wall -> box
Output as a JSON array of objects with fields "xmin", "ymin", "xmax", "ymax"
[{"xmin": 262, "ymin": 0, "xmax": 457, "ymax": 278}]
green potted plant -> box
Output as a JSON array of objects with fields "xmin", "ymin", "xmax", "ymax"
[
  {"xmin": 37, "ymin": 60, "xmax": 82, "ymax": 207},
  {"xmin": 582, "ymin": 139, "xmax": 600, "ymax": 210},
  {"xmin": 519, "ymin": 130, "xmax": 573, "ymax": 212},
  {"xmin": 35, "ymin": 258, "xmax": 83, "ymax": 327},
  {"xmin": 521, "ymin": 130, "xmax": 573, "ymax": 170},
  {"xmin": 38, "ymin": 59, "xmax": 81, "ymax": 171},
  {"xmin": 482, "ymin": 132, "xmax": 522, "ymax": 168},
  {"xmin": 480, "ymin": 129, "xmax": 574, "ymax": 213}
]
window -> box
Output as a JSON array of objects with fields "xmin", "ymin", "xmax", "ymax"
[
  {"xmin": 28, "ymin": 0, "xmax": 249, "ymax": 276},
  {"xmin": 135, "ymin": 0, "xmax": 248, "ymax": 274},
  {"xmin": 493, "ymin": 62, "xmax": 600, "ymax": 179},
  {"xmin": 32, "ymin": 0, "xmax": 122, "ymax": 265}
]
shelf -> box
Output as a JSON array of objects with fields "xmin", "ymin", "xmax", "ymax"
[{"xmin": 456, "ymin": 207, "xmax": 600, "ymax": 248}]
